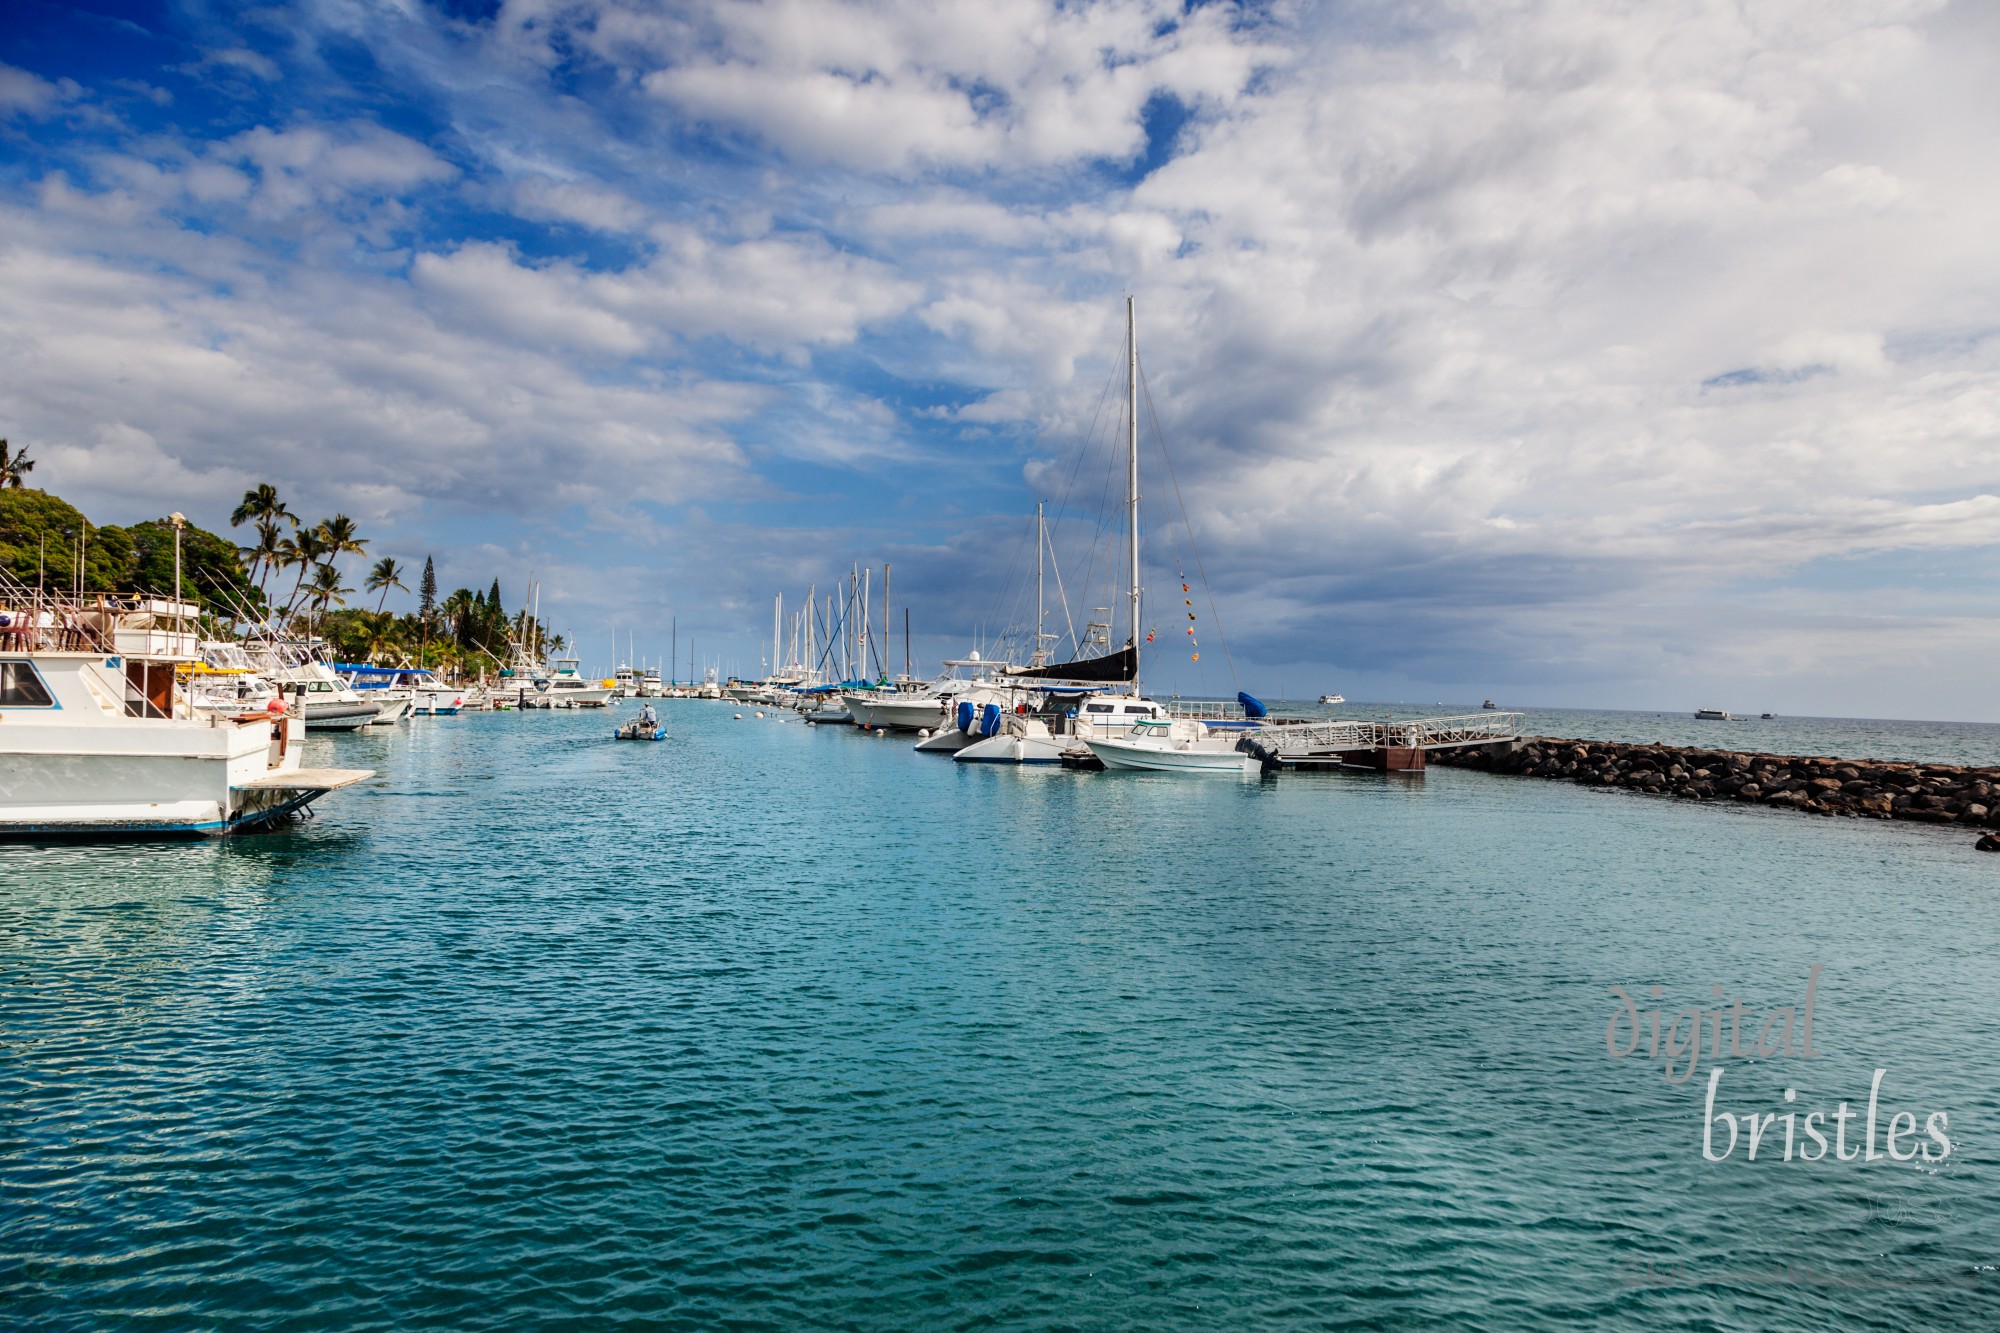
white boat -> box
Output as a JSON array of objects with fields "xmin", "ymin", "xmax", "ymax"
[
  {"xmin": 1695, "ymin": 707, "xmax": 1733, "ymax": 721},
  {"xmin": 249, "ymin": 641, "xmax": 381, "ymax": 729},
  {"xmin": 0, "ymin": 594, "xmax": 371, "ymax": 836},
  {"xmin": 1319, "ymin": 693, "xmax": 1344, "ymax": 705},
  {"xmin": 1084, "ymin": 718, "xmax": 1260, "ymax": 773},
  {"xmin": 338, "ymin": 663, "xmax": 417, "ymax": 723},
  {"xmin": 1056, "ymin": 290, "xmax": 1256, "ymax": 768},
  {"xmin": 185, "ymin": 642, "xmax": 282, "ymax": 717},
  {"xmin": 525, "ymin": 656, "xmax": 614, "ymax": 708},
  {"xmin": 638, "ymin": 666, "xmax": 663, "ymax": 697}
]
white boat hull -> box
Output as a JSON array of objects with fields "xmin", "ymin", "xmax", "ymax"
[
  {"xmin": 953, "ymin": 732, "xmax": 1069, "ymax": 764},
  {"xmin": 842, "ymin": 692, "xmax": 946, "ymax": 730},
  {"xmin": 303, "ymin": 699, "xmax": 381, "ymax": 730},
  {"xmin": 1083, "ymin": 735, "xmax": 1259, "ymax": 773},
  {"xmin": 0, "ymin": 719, "xmax": 363, "ymax": 836}
]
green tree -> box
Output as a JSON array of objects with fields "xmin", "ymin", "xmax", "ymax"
[
  {"xmin": 366, "ymin": 556, "xmax": 408, "ymax": 612},
  {"xmin": 0, "ymin": 439, "xmax": 34, "ymax": 489},
  {"xmin": 229, "ymin": 484, "xmax": 293, "ymax": 587}
]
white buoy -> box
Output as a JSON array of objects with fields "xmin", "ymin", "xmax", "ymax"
[
  {"xmin": 733, "ymin": 712, "xmax": 743, "ymax": 720},
  {"xmin": 755, "ymin": 710, "xmax": 765, "ymax": 718},
  {"xmin": 917, "ymin": 729, "xmax": 931, "ymax": 739}
]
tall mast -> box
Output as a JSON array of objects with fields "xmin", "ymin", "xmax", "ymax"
[
  {"xmin": 882, "ymin": 564, "xmax": 891, "ymax": 679},
  {"xmin": 862, "ymin": 566, "xmax": 872, "ymax": 679},
  {"xmin": 772, "ymin": 593, "xmax": 782, "ymax": 678},
  {"xmin": 1126, "ymin": 295, "xmax": 1141, "ymax": 694},
  {"xmin": 1034, "ymin": 502, "xmax": 1047, "ymax": 666}
]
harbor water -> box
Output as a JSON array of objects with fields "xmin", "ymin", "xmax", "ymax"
[{"xmin": 5, "ymin": 701, "xmax": 1997, "ymax": 1329}]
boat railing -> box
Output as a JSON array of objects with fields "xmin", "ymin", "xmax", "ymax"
[{"xmin": 1164, "ymin": 699, "xmax": 1237, "ymax": 720}]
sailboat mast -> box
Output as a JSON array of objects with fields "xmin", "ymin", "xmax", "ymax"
[
  {"xmin": 1126, "ymin": 295, "xmax": 1141, "ymax": 694},
  {"xmin": 883, "ymin": 564, "xmax": 890, "ymax": 680},
  {"xmin": 1034, "ymin": 501, "xmax": 1046, "ymax": 666}
]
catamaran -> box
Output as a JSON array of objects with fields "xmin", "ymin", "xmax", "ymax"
[{"xmin": 934, "ymin": 298, "xmax": 1261, "ymax": 771}]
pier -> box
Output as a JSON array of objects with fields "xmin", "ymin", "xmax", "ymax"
[{"xmin": 1241, "ymin": 712, "xmax": 1524, "ymax": 772}]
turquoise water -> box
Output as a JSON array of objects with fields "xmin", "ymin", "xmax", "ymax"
[
  {"xmin": 1274, "ymin": 700, "xmax": 2000, "ymax": 768},
  {"xmin": 5, "ymin": 702, "xmax": 1997, "ymax": 1329}
]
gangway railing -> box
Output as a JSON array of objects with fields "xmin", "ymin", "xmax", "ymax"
[{"xmin": 1241, "ymin": 713, "xmax": 1522, "ymax": 763}]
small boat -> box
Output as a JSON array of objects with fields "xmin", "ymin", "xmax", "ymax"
[
  {"xmin": 1695, "ymin": 707, "xmax": 1733, "ymax": 720},
  {"xmin": 614, "ymin": 721, "xmax": 666, "ymax": 741},
  {"xmin": 1761, "ymin": 712, "xmax": 1774, "ymax": 720},
  {"xmin": 1482, "ymin": 699, "xmax": 1496, "ymax": 709},
  {"xmin": 1319, "ymin": 693, "xmax": 1344, "ymax": 705},
  {"xmin": 1084, "ymin": 717, "xmax": 1259, "ymax": 774}
]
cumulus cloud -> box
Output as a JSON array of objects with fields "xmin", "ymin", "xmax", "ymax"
[{"xmin": 4, "ymin": 0, "xmax": 1999, "ymax": 711}]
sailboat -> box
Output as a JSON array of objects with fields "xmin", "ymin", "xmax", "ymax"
[{"xmin": 953, "ymin": 297, "xmax": 1256, "ymax": 769}]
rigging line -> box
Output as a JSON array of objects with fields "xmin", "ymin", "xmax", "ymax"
[
  {"xmin": 979, "ymin": 506, "xmax": 1035, "ymax": 660},
  {"xmin": 1073, "ymin": 397, "xmax": 1125, "ymax": 650},
  {"xmin": 1140, "ymin": 359, "xmax": 1239, "ymax": 687},
  {"xmin": 1046, "ymin": 358, "xmax": 1122, "ymax": 539},
  {"xmin": 1043, "ymin": 515, "xmax": 1080, "ymax": 655}
]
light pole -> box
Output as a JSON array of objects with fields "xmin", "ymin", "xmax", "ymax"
[{"xmin": 169, "ymin": 513, "xmax": 187, "ymax": 607}]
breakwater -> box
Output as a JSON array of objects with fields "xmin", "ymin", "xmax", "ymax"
[{"xmin": 1434, "ymin": 736, "xmax": 2000, "ymax": 846}]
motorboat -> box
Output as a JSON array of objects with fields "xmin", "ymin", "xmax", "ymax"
[
  {"xmin": 337, "ymin": 663, "xmax": 419, "ymax": 723},
  {"xmin": 525, "ymin": 656, "xmax": 614, "ymax": 708},
  {"xmin": 614, "ymin": 720, "xmax": 666, "ymax": 741},
  {"xmin": 1695, "ymin": 707, "xmax": 1733, "ymax": 721},
  {"xmin": 0, "ymin": 592, "xmax": 371, "ymax": 836},
  {"xmin": 184, "ymin": 642, "xmax": 282, "ymax": 718},
  {"xmin": 638, "ymin": 666, "xmax": 663, "ymax": 697},
  {"xmin": 1083, "ymin": 717, "xmax": 1260, "ymax": 774},
  {"xmin": 1319, "ymin": 693, "xmax": 1344, "ymax": 705},
  {"xmin": 248, "ymin": 640, "xmax": 381, "ymax": 729},
  {"xmin": 1482, "ymin": 699, "xmax": 1497, "ymax": 710}
]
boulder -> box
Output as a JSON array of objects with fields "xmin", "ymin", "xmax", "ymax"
[{"xmin": 1977, "ymin": 833, "xmax": 2000, "ymax": 853}]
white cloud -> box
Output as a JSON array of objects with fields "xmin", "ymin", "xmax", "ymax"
[{"xmin": 0, "ymin": 63, "xmax": 80, "ymax": 117}]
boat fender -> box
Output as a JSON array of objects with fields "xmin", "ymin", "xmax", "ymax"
[
  {"xmin": 917, "ymin": 729, "xmax": 931, "ymax": 739},
  {"xmin": 266, "ymin": 697, "xmax": 286, "ymax": 714}
]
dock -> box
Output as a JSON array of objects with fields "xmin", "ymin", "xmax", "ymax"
[{"xmin": 1240, "ymin": 713, "xmax": 1523, "ymax": 772}]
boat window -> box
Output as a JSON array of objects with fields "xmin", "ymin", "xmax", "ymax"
[
  {"xmin": 1123, "ymin": 705, "xmax": 1153, "ymax": 714},
  {"xmin": 0, "ymin": 660, "xmax": 55, "ymax": 707},
  {"xmin": 1085, "ymin": 703, "xmax": 1115, "ymax": 713}
]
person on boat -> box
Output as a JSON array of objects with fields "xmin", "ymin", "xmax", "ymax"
[{"xmin": 638, "ymin": 702, "xmax": 659, "ymax": 734}]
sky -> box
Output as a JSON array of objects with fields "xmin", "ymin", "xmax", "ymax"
[{"xmin": 2, "ymin": 0, "xmax": 1997, "ymax": 718}]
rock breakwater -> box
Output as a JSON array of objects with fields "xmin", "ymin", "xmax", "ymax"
[{"xmin": 1435, "ymin": 737, "xmax": 2000, "ymax": 844}]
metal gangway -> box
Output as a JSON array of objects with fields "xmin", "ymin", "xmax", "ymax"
[{"xmin": 1241, "ymin": 712, "xmax": 1523, "ymax": 771}]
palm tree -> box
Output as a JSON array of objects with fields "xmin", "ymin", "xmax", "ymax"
[
  {"xmin": 365, "ymin": 557, "xmax": 408, "ymax": 612},
  {"xmin": 318, "ymin": 514, "xmax": 367, "ymax": 564},
  {"xmin": 249, "ymin": 518, "xmax": 286, "ymax": 599},
  {"xmin": 279, "ymin": 526, "xmax": 331, "ymax": 623},
  {"xmin": 229, "ymin": 484, "xmax": 293, "ymax": 587},
  {"xmin": 359, "ymin": 610, "xmax": 399, "ymax": 664},
  {"xmin": 307, "ymin": 561, "xmax": 350, "ymax": 621},
  {"xmin": 0, "ymin": 439, "xmax": 35, "ymax": 489}
]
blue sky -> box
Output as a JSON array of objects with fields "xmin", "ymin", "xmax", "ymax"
[{"xmin": 3, "ymin": 0, "xmax": 1998, "ymax": 716}]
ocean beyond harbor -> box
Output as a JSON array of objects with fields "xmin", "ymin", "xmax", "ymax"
[{"xmin": 5, "ymin": 700, "xmax": 1995, "ymax": 1330}]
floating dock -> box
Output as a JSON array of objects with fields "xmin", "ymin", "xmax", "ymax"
[{"xmin": 1240, "ymin": 713, "xmax": 1523, "ymax": 772}]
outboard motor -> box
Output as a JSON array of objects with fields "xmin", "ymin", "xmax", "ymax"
[
  {"xmin": 979, "ymin": 702, "xmax": 1003, "ymax": 737},
  {"xmin": 956, "ymin": 700, "xmax": 976, "ymax": 734}
]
